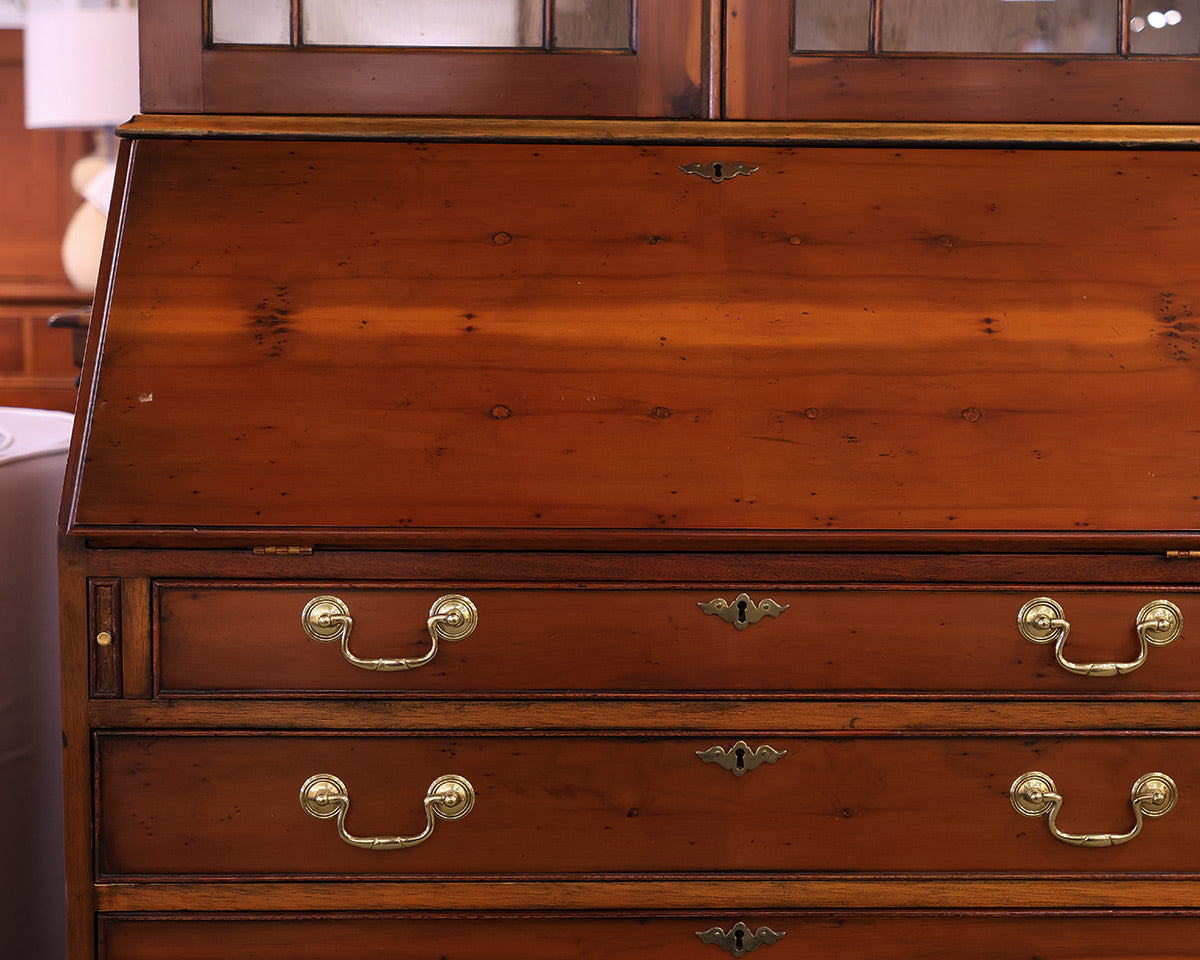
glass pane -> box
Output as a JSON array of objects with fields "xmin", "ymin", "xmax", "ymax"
[
  {"xmin": 553, "ymin": 0, "xmax": 633, "ymax": 49},
  {"xmin": 1130, "ymin": 2, "xmax": 1200, "ymax": 53},
  {"xmin": 794, "ymin": 0, "xmax": 873, "ymax": 52},
  {"xmin": 883, "ymin": 0, "xmax": 1117, "ymax": 53},
  {"xmin": 302, "ymin": 0, "xmax": 544, "ymax": 48},
  {"xmin": 30, "ymin": 0, "xmax": 118, "ymax": 9},
  {"xmin": 212, "ymin": 0, "xmax": 291, "ymax": 45}
]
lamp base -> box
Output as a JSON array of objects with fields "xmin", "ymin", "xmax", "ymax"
[{"xmin": 61, "ymin": 128, "xmax": 117, "ymax": 292}]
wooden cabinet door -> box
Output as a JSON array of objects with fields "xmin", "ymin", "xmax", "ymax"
[
  {"xmin": 139, "ymin": 0, "xmax": 714, "ymax": 118},
  {"xmin": 726, "ymin": 0, "xmax": 1200, "ymax": 122},
  {"xmin": 135, "ymin": 1, "xmax": 1200, "ymax": 123}
]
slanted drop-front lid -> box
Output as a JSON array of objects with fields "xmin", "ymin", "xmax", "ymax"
[{"xmin": 67, "ymin": 136, "xmax": 1200, "ymax": 549}]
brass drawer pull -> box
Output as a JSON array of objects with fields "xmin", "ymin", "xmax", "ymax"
[
  {"xmin": 301, "ymin": 593, "xmax": 477, "ymax": 672},
  {"xmin": 1010, "ymin": 770, "xmax": 1177, "ymax": 847},
  {"xmin": 697, "ymin": 740, "xmax": 786, "ymax": 776},
  {"xmin": 1016, "ymin": 597, "xmax": 1182, "ymax": 676},
  {"xmin": 696, "ymin": 923, "xmax": 786, "ymax": 956},
  {"xmin": 698, "ymin": 593, "xmax": 789, "ymax": 630},
  {"xmin": 299, "ymin": 773, "xmax": 475, "ymax": 850}
]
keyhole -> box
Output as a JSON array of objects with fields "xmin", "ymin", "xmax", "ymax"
[
  {"xmin": 734, "ymin": 928, "xmax": 745, "ymax": 951},
  {"xmin": 712, "ymin": 162, "xmax": 724, "ymax": 181},
  {"xmin": 734, "ymin": 746, "xmax": 746, "ymax": 770},
  {"xmin": 737, "ymin": 599, "xmax": 748, "ymax": 623}
]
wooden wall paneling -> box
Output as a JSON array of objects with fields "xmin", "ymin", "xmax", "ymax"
[
  {"xmin": 0, "ymin": 31, "xmax": 88, "ymax": 294},
  {"xmin": 0, "ymin": 30, "xmax": 91, "ymax": 410},
  {"xmin": 0, "ymin": 303, "xmax": 85, "ymax": 412},
  {"xmin": 0, "ymin": 310, "xmax": 21, "ymax": 370}
]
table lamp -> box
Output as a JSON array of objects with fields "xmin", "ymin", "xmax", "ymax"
[{"xmin": 23, "ymin": 1, "xmax": 139, "ymax": 291}]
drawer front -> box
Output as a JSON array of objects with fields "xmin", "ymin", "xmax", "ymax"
[
  {"xmin": 99, "ymin": 912, "xmax": 1200, "ymax": 959},
  {"xmin": 155, "ymin": 583, "xmax": 1196, "ymax": 695},
  {"xmin": 98, "ymin": 733, "xmax": 1197, "ymax": 878}
]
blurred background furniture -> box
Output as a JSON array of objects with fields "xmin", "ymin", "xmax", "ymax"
[
  {"xmin": 1, "ymin": 2, "xmax": 138, "ymax": 414},
  {"xmin": 0, "ymin": 405, "xmax": 73, "ymax": 960},
  {"xmin": 0, "ymin": 28, "xmax": 89, "ymax": 412}
]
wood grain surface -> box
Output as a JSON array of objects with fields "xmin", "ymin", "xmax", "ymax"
[
  {"xmin": 726, "ymin": 0, "xmax": 1200, "ymax": 123},
  {"xmin": 96, "ymin": 911, "xmax": 1200, "ymax": 959},
  {"xmin": 96, "ymin": 732, "xmax": 1199, "ymax": 877},
  {"xmin": 137, "ymin": 0, "xmax": 708, "ymax": 118},
  {"xmin": 70, "ymin": 139, "xmax": 1200, "ymax": 544},
  {"xmin": 153, "ymin": 583, "xmax": 1200, "ymax": 695}
]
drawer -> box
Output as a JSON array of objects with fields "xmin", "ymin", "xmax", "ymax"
[
  {"xmin": 154, "ymin": 583, "xmax": 1196, "ymax": 695},
  {"xmin": 98, "ymin": 912, "xmax": 1200, "ymax": 958},
  {"xmin": 98, "ymin": 732, "xmax": 1197, "ymax": 878}
]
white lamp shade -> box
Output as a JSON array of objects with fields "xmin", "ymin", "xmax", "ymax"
[{"xmin": 24, "ymin": 8, "xmax": 140, "ymax": 129}]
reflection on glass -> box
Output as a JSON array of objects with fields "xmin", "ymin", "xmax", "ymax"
[
  {"xmin": 1130, "ymin": 1, "xmax": 1200, "ymax": 53},
  {"xmin": 883, "ymin": 0, "xmax": 1116, "ymax": 53},
  {"xmin": 553, "ymin": 0, "xmax": 633, "ymax": 49},
  {"xmin": 212, "ymin": 0, "xmax": 291, "ymax": 45},
  {"xmin": 302, "ymin": 0, "xmax": 544, "ymax": 48},
  {"xmin": 794, "ymin": 0, "xmax": 873, "ymax": 51}
]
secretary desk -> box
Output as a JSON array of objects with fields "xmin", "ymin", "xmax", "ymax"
[{"xmin": 59, "ymin": 1, "xmax": 1200, "ymax": 956}]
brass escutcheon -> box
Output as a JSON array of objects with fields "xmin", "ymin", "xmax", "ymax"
[
  {"xmin": 678, "ymin": 161, "xmax": 759, "ymax": 183},
  {"xmin": 696, "ymin": 740, "xmax": 787, "ymax": 776},
  {"xmin": 696, "ymin": 923, "xmax": 786, "ymax": 957},
  {"xmin": 698, "ymin": 593, "xmax": 789, "ymax": 631}
]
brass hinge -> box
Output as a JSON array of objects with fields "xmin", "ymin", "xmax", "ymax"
[
  {"xmin": 253, "ymin": 546, "xmax": 313, "ymax": 556},
  {"xmin": 1166, "ymin": 550, "xmax": 1200, "ymax": 559}
]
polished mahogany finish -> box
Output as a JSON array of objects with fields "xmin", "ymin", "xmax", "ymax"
[
  {"xmin": 137, "ymin": 0, "xmax": 713, "ymax": 118},
  {"xmin": 94, "ymin": 912, "xmax": 1200, "ymax": 960},
  {"xmin": 68, "ymin": 138, "xmax": 1200, "ymax": 546},
  {"xmin": 137, "ymin": 0, "xmax": 1200, "ymax": 123},
  {"xmin": 59, "ymin": 117, "xmax": 1200, "ymax": 959},
  {"xmin": 154, "ymin": 583, "xmax": 1200, "ymax": 696},
  {"xmin": 96, "ymin": 731, "xmax": 1197, "ymax": 877},
  {"xmin": 725, "ymin": 0, "xmax": 1200, "ymax": 122}
]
